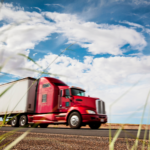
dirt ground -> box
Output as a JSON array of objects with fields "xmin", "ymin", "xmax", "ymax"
[
  {"xmin": 1, "ymin": 122, "xmax": 150, "ymax": 149},
  {"xmin": 0, "ymin": 131, "xmax": 149, "ymax": 150}
]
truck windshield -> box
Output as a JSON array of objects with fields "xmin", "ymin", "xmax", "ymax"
[{"xmin": 71, "ymin": 88, "xmax": 85, "ymax": 96}]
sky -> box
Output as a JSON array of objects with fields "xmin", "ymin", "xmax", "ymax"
[{"xmin": 0, "ymin": 0, "xmax": 150, "ymax": 124}]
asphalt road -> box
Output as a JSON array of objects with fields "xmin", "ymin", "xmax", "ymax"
[{"xmin": 0, "ymin": 127, "xmax": 149, "ymax": 140}]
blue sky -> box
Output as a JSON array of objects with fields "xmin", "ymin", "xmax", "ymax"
[{"xmin": 0, "ymin": 0, "xmax": 150, "ymax": 124}]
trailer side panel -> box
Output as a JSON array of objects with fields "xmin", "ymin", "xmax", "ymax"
[{"xmin": 0, "ymin": 78, "xmax": 36, "ymax": 115}]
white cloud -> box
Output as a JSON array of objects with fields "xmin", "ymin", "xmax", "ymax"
[
  {"xmin": 120, "ymin": 21, "xmax": 150, "ymax": 35},
  {"xmin": 33, "ymin": 53, "xmax": 37, "ymax": 56},
  {"xmin": 0, "ymin": 4, "xmax": 147, "ymax": 58},
  {"xmin": 34, "ymin": 7, "xmax": 42, "ymax": 12},
  {"xmin": 146, "ymin": 28, "xmax": 150, "ymax": 34},
  {"xmin": 0, "ymin": 3, "xmax": 57, "ymax": 77},
  {"xmin": 132, "ymin": 0, "xmax": 150, "ymax": 5},
  {"xmin": 45, "ymin": 4, "xmax": 65, "ymax": 8},
  {"xmin": 0, "ymin": 3, "xmax": 147, "ymax": 78},
  {"xmin": 120, "ymin": 21, "xmax": 144, "ymax": 29},
  {"xmin": 44, "ymin": 12, "xmax": 147, "ymax": 55},
  {"xmin": 35, "ymin": 53, "xmax": 150, "ymax": 86}
]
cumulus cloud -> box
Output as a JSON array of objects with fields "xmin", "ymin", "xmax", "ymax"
[
  {"xmin": 0, "ymin": 3, "xmax": 147, "ymax": 78},
  {"xmin": 0, "ymin": 3, "xmax": 147, "ymax": 59},
  {"xmin": 44, "ymin": 12, "xmax": 147, "ymax": 55},
  {"xmin": 35, "ymin": 53, "xmax": 150, "ymax": 86},
  {"xmin": 0, "ymin": 3, "xmax": 57, "ymax": 77}
]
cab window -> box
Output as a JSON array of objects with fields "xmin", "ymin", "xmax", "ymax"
[
  {"xmin": 42, "ymin": 94, "xmax": 47, "ymax": 103},
  {"xmin": 71, "ymin": 89, "xmax": 85, "ymax": 96},
  {"xmin": 43, "ymin": 83, "xmax": 50, "ymax": 88}
]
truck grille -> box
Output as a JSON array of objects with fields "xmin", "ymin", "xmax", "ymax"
[{"xmin": 96, "ymin": 100, "xmax": 105, "ymax": 114}]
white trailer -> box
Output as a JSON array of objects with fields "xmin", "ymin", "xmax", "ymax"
[{"xmin": 0, "ymin": 77, "xmax": 37, "ymax": 116}]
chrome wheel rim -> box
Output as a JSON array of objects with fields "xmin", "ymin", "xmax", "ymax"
[
  {"xmin": 20, "ymin": 116, "xmax": 26, "ymax": 126},
  {"xmin": 70, "ymin": 115, "xmax": 79, "ymax": 126},
  {"xmin": 12, "ymin": 118, "xmax": 16, "ymax": 126}
]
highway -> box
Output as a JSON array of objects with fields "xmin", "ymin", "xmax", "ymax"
[{"xmin": 0, "ymin": 127, "xmax": 149, "ymax": 140}]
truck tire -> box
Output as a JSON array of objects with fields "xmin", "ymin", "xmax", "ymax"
[
  {"xmin": 40, "ymin": 124, "xmax": 48, "ymax": 128},
  {"xmin": 11, "ymin": 116, "xmax": 19, "ymax": 127},
  {"xmin": 89, "ymin": 122, "xmax": 101, "ymax": 129},
  {"xmin": 68, "ymin": 112, "xmax": 82, "ymax": 129},
  {"xmin": 19, "ymin": 115, "xmax": 28, "ymax": 127}
]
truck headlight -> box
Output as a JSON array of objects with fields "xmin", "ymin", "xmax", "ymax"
[{"xmin": 86, "ymin": 110, "xmax": 96, "ymax": 114}]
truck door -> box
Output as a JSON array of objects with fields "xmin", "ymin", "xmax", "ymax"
[{"xmin": 59, "ymin": 89, "xmax": 71, "ymax": 113}]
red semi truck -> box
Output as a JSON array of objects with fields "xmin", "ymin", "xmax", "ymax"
[{"xmin": 0, "ymin": 77, "xmax": 107, "ymax": 129}]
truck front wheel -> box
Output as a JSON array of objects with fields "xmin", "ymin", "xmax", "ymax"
[
  {"xmin": 89, "ymin": 122, "xmax": 101, "ymax": 129},
  {"xmin": 19, "ymin": 115, "xmax": 28, "ymax": 127},
  {"xmin": 68, "ymin": 112, "xmax": 82, "ymax": 129},
  {"xmin": 11, "ymin": 116, "xmax": 19, "ymax": 127}
]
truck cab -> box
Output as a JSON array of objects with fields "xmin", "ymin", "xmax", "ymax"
[
  {"xmin": 57, "ymin": 86, "xmax": 107, "ymax": 129},
  {"xmin": 28, "ymin": 77, "xmax": 107, "ymax": 129}
]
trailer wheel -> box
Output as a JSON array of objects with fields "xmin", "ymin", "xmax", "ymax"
[
  {"xmin": 19, "ymin": 115, "xmax": 28, "ymax": 127},
  {"xmin": 89, "ymin": 122, "xmax": 101, "ymax": 129},
  {"xmin": 40, "ymin": 124, "xmax": 48, "ymax": 128},
  {"xmin": 11, "ymin": 116, "xmax": 19, "ymax": 127},
  {"xmin": 68, "ymin": 112, "xmax": 82, "ymax": 129}
]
